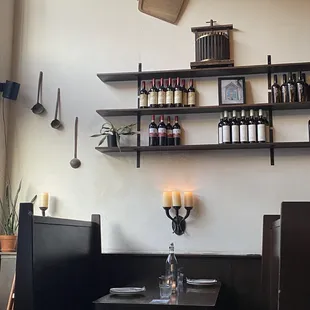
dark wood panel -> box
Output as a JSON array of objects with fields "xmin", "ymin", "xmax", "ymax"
[
  {"xmin": 96, "ymin": 102, "xmax": 310, "ymax": 117},
  {"xmin": 100, "ymin": 254, "xmax": 262, "ymax": 310},
  {"xmin": 97, "ymin": 62, "xmax": 310, "ymax": 82}
]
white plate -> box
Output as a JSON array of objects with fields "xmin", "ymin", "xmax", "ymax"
[
  {"xmin": 186, "ymin": 279, "xmax": 218, "ymax": 286},
  {"xmin": 110, "ymin": 287, "xmax": 146, "ymax": 295}
]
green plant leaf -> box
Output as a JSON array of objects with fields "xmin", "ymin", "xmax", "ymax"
[
  {"xmin": 91, "ymin": 134, "xmax": 104, "ymax": 137},
  {"xmin": 116, "ymin": 133, "xmax": 121, "ymax": 152},
  {"xmin": 98, "ymin": 136, "xmax": 107, "ymax": 146}
]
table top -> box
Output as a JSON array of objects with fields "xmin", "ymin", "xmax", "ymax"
[{"xmin": 94, "ymin": 283, "xmax": 221, "ymax": 309}]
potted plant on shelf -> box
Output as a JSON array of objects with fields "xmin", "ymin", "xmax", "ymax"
[
  {"xmin": 91, "ymin": 121, "xmax": 137, "ymax": 150},
  {"xmin": 0, "ymin": 180, "xmax": 22, "ymax": 252}
]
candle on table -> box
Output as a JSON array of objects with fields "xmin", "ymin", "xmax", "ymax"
[
  {"xmin": 172, "ymin": 191, "xmax": 181, "ymax": 207},
  {"xmin": 184, "ymin": 191, "xmax": 193, "ymax": 207},
  {"xmin": 40, "ymin": 192, "xmax": 49, "ymax": 208},
  {"xmin": 163, "ymin": 191, "xmax": 172, "ymax": 208}
]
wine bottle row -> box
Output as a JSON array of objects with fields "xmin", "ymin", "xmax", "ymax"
[
  {"xmin": 218, "ymin": 109, "xmax": 269, "ymax": 144},
  {"xmin": 140, "ymin": 78, "xmax": 196, "ymax": 109},
  {"xmin": 272, "ymin": 72, "xmax": 309, "ymax": 103},
  {"xmin": 149, "ymin": 115, "xmax": 181, "ymax": 146}
]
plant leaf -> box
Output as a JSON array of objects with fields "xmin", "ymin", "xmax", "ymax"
[
  {"xmin": 91, "ymin": 134, "xmax": 104, "ymax": 137},
  {"xmin": 116, "ymin": 134, "xmax": 121, "ymax": 152},
  {"xmin": 98, "ymin": 136, "xmax": 107, "ymax": 146}
]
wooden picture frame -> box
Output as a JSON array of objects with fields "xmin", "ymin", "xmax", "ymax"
[{"xmin": 218, "ymin": 77, "xmax": 246, "ymax": 105}]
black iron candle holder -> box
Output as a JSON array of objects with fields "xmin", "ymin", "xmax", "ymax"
[
  {"xmin": 39, "ymin": 207, "xmax": 48, "ymax": 216},
  {"xmin": 163, "ymin": 206, "xmax": 193, "ymax": 236}
]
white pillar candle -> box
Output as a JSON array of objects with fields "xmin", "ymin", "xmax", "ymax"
[
  {"xmin": 184, "ymin": 192, "xmax": 193, "ymax": 207},
  {"xmin": 172, "ymin": 191, "xmax": 181, "ymax": 207},
  {"xmin": 40, "ymin": 193, "xmax": 49, "ymax": 208},
  {"xmin": 163, "ymin": 191, "xmax": 172, "ymax": 207}
]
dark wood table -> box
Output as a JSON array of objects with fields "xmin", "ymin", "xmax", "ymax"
[{"xmin": 94, "ymin": 283, "xmax": 221, "ymax": 309}]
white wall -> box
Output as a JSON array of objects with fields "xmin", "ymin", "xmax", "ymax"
[
  {"xmin": 8, "ymin": 0, "xmax": 310, "ymax": 254},
  {"xmin": 0, "ymin": 0, "xmax": 15, "ymax": 198}
]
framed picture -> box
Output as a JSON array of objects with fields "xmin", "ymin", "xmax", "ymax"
[{"xmin": 218, "ymin": 77, "xmax": 246, "ymax": 105}]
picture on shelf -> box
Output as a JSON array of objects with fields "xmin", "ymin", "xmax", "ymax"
[{"xmin": 218, "ymin": 77, "xmax": 246, "ymax": 105}]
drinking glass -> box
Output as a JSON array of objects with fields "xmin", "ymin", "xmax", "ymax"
[{"xmin": 159, "ymin": 275, "xmax": 172, "ymax": 299}]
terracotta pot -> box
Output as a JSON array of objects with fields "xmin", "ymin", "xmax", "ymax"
[{"xmin": 0, "ymin": 235, "xmax": 17, "ymax": 252}]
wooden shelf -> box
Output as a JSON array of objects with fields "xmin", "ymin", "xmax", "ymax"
[
  {"xmin": 95, "ymin": 142, "xmax": 310, "ymax": 154},
  {"xmin": 96, "ymin": 102, "xmax": 310, "ymax": 117},
  {"xmin": 97, "ymin": 62, "xmax": 310, "ymax": 83}
]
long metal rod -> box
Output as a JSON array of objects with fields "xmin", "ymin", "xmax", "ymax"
[
  {"xmin": 268, "ymin": 55, "xmax": 275, "ymax": 166},
  {"xmin": 136, "ymin": 63, "xmax": 142, "ymax": 168}
]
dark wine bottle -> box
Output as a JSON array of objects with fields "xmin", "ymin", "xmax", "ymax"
[
  {"xmin": 182, "ymin": 79, "xmax": 188, "ymax": 107},
  {"xmin": 172, "ymin": 116, "xmax": 181, "ymax": 145},
  {"xmin": 240, "ymin": 110, "xmax": 248, "ymax": 143},
  {"xmin": 174, "ymin": 77, "xmax": 183, "ymax": 107},
  {"xmin": 222, "ymin": 111, "xmax": 231, "ymax": 144},
  {"xmin": 288, "ymin": 73, "xmax": 296, "ymax": 103},
  {"xmin": 297, "ymin": 72, "xmax": 306, "ymax": 103},
  {"xmin": 218, "ymin": 112, "xmax": 223, "ymax": 144},
  {"xmin": 139, "ymin": 81, "xmax": 148, "ymax": 108},
  {"xmin": 158, "ymin": 115, "xmax": 167, "ymax": 146},
  {"xmin": 188, "ymin": 79, "xmax": 196, "ymax": 107},
  {"xmin": 149, "ymin": 115, "xmax": 158, "ymax": 146},
  {"xmin": 309, "ymin": 119, "xmax": 310, "ymax": 142},
  {"xmin": 281, "ymin": 74, "xmax": 289, "ymax": 103},
  {"xmin": 166, "ymin": 116, "xmax": 174, "ymax": 146},
  {"xmin": 302, "ymin": 73, "xmax": 309, "ymax": 101},
  {"xmin": 149, "ymin": 78, "xmax": 158, "ymax": 108},
  {"xmin": 257, "ymin": 109, "xmax": 266, "ymax": 143},
  {"xmin": 158, "ymin": 78, "xmax": 167, "ymax": 108},
  {"xmin": 271, "ymin": 75, "xmax": 281, "ymax": 103},
  {"xmin": 248, "ymin": 109, "xmax": 257, "ymax": 143},
  {"xmin": 231, "ymin": 110, "xmax": 240, "ymax": 143},
  {"xmin": 166, "ymin": 78, "xmax": 175, "ymax": 107}
]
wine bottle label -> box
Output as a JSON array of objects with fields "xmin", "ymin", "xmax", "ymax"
[
  {"xmin": 257, "ymin": 124, "xmax": 266, "ymax": 142},
  {"xmin": 174, "ymin": 90, "xmax": 182, "ymax": 104},
  {"xmin": 188, "ymin": 92, "xmax": 196, "ymax": 106},
  {"xmin": 150, "ymin": 92, "xmax": 158, "ymax": 106},
  {"xmin": 167, "ymin": 129, "xmax": 173, "ymax": 138},
  {"xmin": 158, "ymin": 128, "xmax": 166, "ymax": 137},
  {"xmin": 218, "ymin": 127, "xmax": 223, "ymax": 144},
  {"xmin": 282, "ymin": 86, "xmax": 288, "ymax": 102},
  {"xmin": 173, "ymin": 128, "xmax": 181, "ymax": 138},
  {"xmin": 297, "ymin": 84, "xmax": 305, "ymax": 102},
  {"xmin": 240, "ymin": 125, "xmax": 248, "ymax": 142},
  {"xmin": 183, "ymin": 92, "xmax": 188, "ymax": 106},
  {"xmin": 289, "ymin": 85, "xmax": 295, "ymax": 102},
  {"xmin": 232, "ymin": 125, "xmax": 240, "ymax": 143},
  {"xmin": 166, "ymin": 91, "xmax": 174, "ymax": 104},
  {"xmin": 272, "ymin": 88, "xmax": 280, "ymax": 103},
  {"xmin": 149, "ymin": 128, "xmax": 158, "ymax": 137},
  {"xmin": 158, "ymin": 91, "xmax": 166, "ymax": 105},
  {"xmin": 248, "ymin": 124, "xmax": 257, "ymax": 142},
  {"xmin": 140, "ymin": 93, "xmax": 148, "ymax": 107},
  {"xmin": 223, "ymin": 125, "xmax": 231, "ymax": 143}
]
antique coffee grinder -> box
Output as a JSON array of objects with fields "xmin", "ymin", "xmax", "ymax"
[{"xmin": 191, "ymin": 19, "xmax": 234, "ymax": 69}]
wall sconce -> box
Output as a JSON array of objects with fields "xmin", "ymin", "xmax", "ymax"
[
  {"xmin": 163, "ymin": 191, "xmax": 194, "ymax": 236},
  {"xmin": 0, "ymin": 80, "xmax": 20, "ymax": 100}
]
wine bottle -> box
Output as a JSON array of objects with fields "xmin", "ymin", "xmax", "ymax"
[
  {"xmin": 166, "ymin": 116, "xmax": 174, "ymax": 146},
  {"xmin": 248, "ymin": 109, "xmax": 257, "ymax": 143},
  {"xmin": 182, "ymin": 79, "xmax": 188, "ymax": 107},
  {"xmin": 218, "ymin": 113, "xmax": 223, "ymax": 144},
  {"xmin": 149, "ymin": 115, "xmax": 158, "ymax": 146},
  {"xmin": 222, "ymin": 111, "xmax": 231, "ymax": 144},
  {"xmin": 188, "ymin": 79, "xmax": 196, "ymax": 107},
  {"xmin": 166, "ymin": 78, "xmax": 175, "ymax": 107},
  {"xmin": 302, "ymin": 73, "xmax": 309, "ymax": 101},
  {"xmin": 231, "ymin": 110, "xmax": 240, "ymax": 143},
  {"xmin": 264, "ymin": 111, "xmax": 270, "ymax": 143},
  {"xmin": 148, "ymin": 81, "xmax": 152, "ymax": 107},
  {"xmin": 172, "ymin": 116, "xmax": 181, "ymax": 145},
  {"xmin": 297, "ymin": 72, "xmax": 306, "ymax": 103},
  {"xmin": 308, "ymin": 119, "xmax": 310, "ymax": 142},
  {"xmin": 257, "ymin": 109, "xmax": 266, "ymax": 143},
  {"xmin": 288, "ymin": 73, "xmax": 296, "ymax": 103},
  {"xmin": 158, "ymin": 78, "xmax": 167, "ymax": 108},
  {"xmin": 240, "ymin": 110, "xmax": 248, "ymax": 143},
  {"xmin": 281, "ymin": 74, "xmax": 289, "ymax": 103},
  {"xmin": 139, "ymin": 81, "xmax": 148, "ymax": 108},
  {"xmin": 149, "ymin": 78, "xmax": 158, "ymax": 108},
  {"xmin": 166, "ymin": 243, "xmax": 178, "ymax": 293},
  {"xmin": 158, "ymin": 115, "xmax": 167, "ymax": 146},
  {"xmin": 174, "ymin": 77, "xmax": 183, "ymax": 107},
  {"xmin": 271, "ymin": 75, "xmax": 281, "ymax": 103}
]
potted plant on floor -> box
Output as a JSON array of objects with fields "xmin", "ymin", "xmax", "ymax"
[
  {"xmin": 0, "ymin": 181, "xmax": 22, "ymax": 252},
  {"xmin": 91, "ymin": 121, "xmax": 137, "ymax": 150}
]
